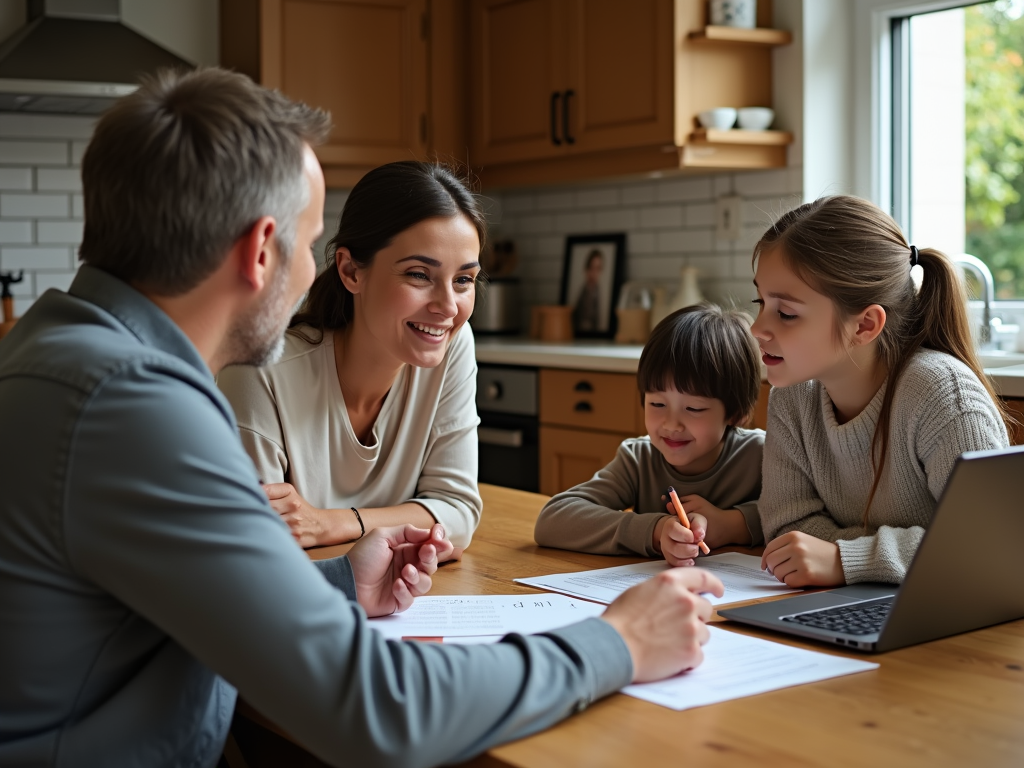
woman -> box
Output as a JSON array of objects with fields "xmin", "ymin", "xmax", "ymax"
[{"xmin": 218, "ymin": 161, "xmax": 485, "ymax": 549}]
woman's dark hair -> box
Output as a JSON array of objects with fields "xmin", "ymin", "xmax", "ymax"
[
  {"xmin": 637, "ymin": 304, "xmax": 761, "ymax": 426},
  {"xmin": 289, "ymin": 161, "xmax": 486, "ymax": 336}
]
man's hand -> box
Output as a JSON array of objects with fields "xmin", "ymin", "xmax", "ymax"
[
  {"xmin": 651, "ymin": 514, "xmax": 707, "ymax": 567},
  {"xmin": 762, "ymin": 531, "xmax": 845, "ymax": 588},
  {"xmin": 347, "ymin": 523, "xmax": 454, "ymax": 617},
  {"xmin": 263, "ymin": 482, "xmax": 341, "ymax": 548},
  {"xmin": 601, "ymin": 568, "xmax": 723, "ymax": 683}
]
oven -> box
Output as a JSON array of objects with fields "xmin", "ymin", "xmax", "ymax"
[{"xmin": 476, "ymin": 364, "xmax": 538, "ymax": 492}]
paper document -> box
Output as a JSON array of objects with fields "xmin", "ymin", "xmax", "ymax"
[
  {"xmin": 368, "ymin": 593, "xmax": 605, "ymax": 640},
  {"xmin": 515, "ymin": 553, "xmax": 801, "ymax": 606},
  {"xmin": 623, "ymin": 625, "xmax": 878, "ymax": 710}
]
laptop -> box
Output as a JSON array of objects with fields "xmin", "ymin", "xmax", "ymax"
[{"xmin": 719, "ymin": 446, "xmax": 1024, "ymax": 652}]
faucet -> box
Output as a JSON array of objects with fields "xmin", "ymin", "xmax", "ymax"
[{"xmin": 950, "ymin": 253, "xmax": 995, "ymax": 347}]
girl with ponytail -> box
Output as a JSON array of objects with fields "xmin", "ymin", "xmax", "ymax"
[{"xmin": 751, "ymin": 195, "xmax": 1010, "ymax": 587}]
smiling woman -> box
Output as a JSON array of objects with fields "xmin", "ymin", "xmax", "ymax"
[{"xmin": 218, "ymin": 161, "xmax": 486, "ymax": 550}]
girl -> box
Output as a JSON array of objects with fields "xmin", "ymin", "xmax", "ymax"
[
  {"xmin": 218, "ymin": 161, "xmax": 485, "ymax": 550},
  {"xmin": 751, "ymin": 195, "xmax": 1010, "ymax": 587}
]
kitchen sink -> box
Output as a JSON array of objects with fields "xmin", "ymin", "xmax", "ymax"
[{"xmin": 978, "ymin": 351, "xmax": 1024, "ymax": 369}]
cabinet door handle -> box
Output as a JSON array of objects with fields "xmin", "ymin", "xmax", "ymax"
[
  {"xmin": 563, "ymin": 89, "xmax": 575, "ymax": 145},
  {"xmin": 573, "ymin": 380, "xmax": 593, "ymax": 392},
  {"xmin": 550, "ymin": 91, "xmax": 562, "ymax": 146},
  {"xmin": 478, "ymin": 427, "xmax": 524, "ymax": 448},
  {"xmin": 573, "ymin": 401, "xmax": 593, "ymax": 412}
]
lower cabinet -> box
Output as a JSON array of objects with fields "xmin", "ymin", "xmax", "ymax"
[
  {"xmin": 1002, "ymin": 398, "xmax": 1024, "ymax": 445},
  {"xmin": 539, "ymin": 425, "xmax": 635, "ymax": 496}
]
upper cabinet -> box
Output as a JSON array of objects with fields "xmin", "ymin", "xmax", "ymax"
[
  {"xmin": 470, "ymin": 0, "xmax": 792, "ymax": 188},
  {"xmin": 222, "ymin": 0, "xmax": 468, "ymax": 187}
]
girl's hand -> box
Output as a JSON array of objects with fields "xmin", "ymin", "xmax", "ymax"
[
  {"xmin": 263, "ymin": 482, "xmax": 337, "ymax": 548},
  {"xmin": 652, "ymin": 514, "xmax": 707, "ymax": 567},
  {"xmin": 761, "ymin": 532, "xmax": 845, "ymax": 587}
]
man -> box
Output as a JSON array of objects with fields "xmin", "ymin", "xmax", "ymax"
[{"xmin": 0, "ymin": 68, "xmax": 722, "ymax": 768}]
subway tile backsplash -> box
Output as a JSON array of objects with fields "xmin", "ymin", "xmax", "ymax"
[
  {"xmin": 0, "ymin": 113, "xmax": 93, "ymax": 316},
  {"xmin": 485, "ymin": 168, "xmax": 805, "ymax": 321},
  {"xmin": 0, "ymin": 113, "xmax": 804, "ymax": 325}
]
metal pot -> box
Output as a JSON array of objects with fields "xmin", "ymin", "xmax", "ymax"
[{"xmin": 471, "ymin": 277, "xmax": 521, "ymax": 334}]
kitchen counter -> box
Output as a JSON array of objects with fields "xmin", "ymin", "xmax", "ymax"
[
  {"xmin": 474, "ymin": 337, "xmax": 644, "ymax": 373},
  {"xmin": 475, "ymin": 337, "xmax": 1024, "ymax": 398}
]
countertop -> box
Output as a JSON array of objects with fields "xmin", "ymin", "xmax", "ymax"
[{"xmin": 475, "ymin": 336, "xmax": 1024, "ymax": 397}]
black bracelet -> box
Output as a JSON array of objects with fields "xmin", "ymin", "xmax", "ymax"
[{"xmin": 351, "ymin": 507, "xmax": 365, "ymax": 538}]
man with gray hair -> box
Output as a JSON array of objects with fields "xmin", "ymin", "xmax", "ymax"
[{"xmin": 0, "ymin": 68, "xmax": 722, "ymax": 767}]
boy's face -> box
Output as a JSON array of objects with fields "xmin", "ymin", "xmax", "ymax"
[{"xmin": 644, "ymin": 389, "xmax": 732, "ymax": 475}]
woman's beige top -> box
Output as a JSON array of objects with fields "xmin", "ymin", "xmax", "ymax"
[{"xmin": 217, "ymin": 325, "xmax": 482, "ymax": 547}]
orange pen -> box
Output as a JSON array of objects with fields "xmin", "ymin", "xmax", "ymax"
[{"xmin": 667, "ymin": 486, "xmax": 710, "ymax": 555}]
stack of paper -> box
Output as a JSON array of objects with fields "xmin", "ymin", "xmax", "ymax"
[{"xmin": 514, "ymin": 552, "xmax": 801, "ymax": 606}]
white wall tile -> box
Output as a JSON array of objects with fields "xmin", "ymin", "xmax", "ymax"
[
  {"xmin": 37, "ymin": 168, "xmax": 82, "ymax": 192},
  {"xmin": 37, "ymin": 220, "xmax": 84, "ymax": 244},
  {"xmin": 35, "ymin": 270, "xmax": 78, "ymax": 294},
  {"xmin": 6, "ymin": 271, "xmax": 33, "ymax": 295},
  {"xmin": 518, "ymin": 213, "xmax": 555, "ymax": 234},
  {"xmin": 685, "ymin": 203, "xmax": 716, "ymax": 227},
  {"xmin": 621, "ymin": 183, "xmax": 656, "ymax": 205},
  {"xmin": 733, "ymin": 169, "xmax": 792, "ymax": 197},
  {"xmin": 2, "ymin": 246, "xmax": 72, "ymax": 270},
  {"xmin": 0, "ymin": 141, "xmax": 68, "ymax": 166},
  {"xmin": 0, "ymin": 114, "xmax": 95, "ymax": 140},
  {"xmin": 0, "ymin": 220, "xmax": 31, "ymax": 243},
  {"xmin": 72, "ymin": 194, "xmax": 83, "ymax": 218},
  {"xmin": 0, "ymin": 168, "xmax": 32, "ymax": 190},
  {"xmin": 713, "ymin": 174, "xmax": 735, "ymax": 196},
  {"xmin": 689, "ymin": 254, "xmax": 733, "ymax": 279},
  {"xmin": 536, "ymin": 191, "xmax": 576, "ymax": 211},
  {"xmin": 71, "ymin": 140, "xmax": 89, "ymax": 166},
  {"xmin": 537, "ymin": 236, "xmax": 562, "ymax": 257},
  {"xmin": 502, "ymin": 193, "xmax": 536, "ymax": 214},
  {"xmin": 554, "ymin": 211, "xmax": 593, "ymax": 233},
  {"xmin": 656, "ymin": 177, "xmax": 713, "ymax": 202},
  {"xmin": 575, "ymin": 187, "xmax": 619, "ymax": 208},
  {"xmin": 629, "ymin": 232, "xmax": 656, "ymax": 254},
  {"xmin": 639, "ymin": 206, "xmax": 683, "ymax": 229},
  {"xmin": 594, "ymin": 208, "xmax": 638, "ymax": 231},
  {"xmin": 1, "ymin": 193, "xmax": 69, "ymax": 218}
]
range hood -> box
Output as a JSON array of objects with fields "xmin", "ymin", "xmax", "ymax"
[{"xmin": 0, "ymin": 0, "xmax": 192, "ymax": 115}]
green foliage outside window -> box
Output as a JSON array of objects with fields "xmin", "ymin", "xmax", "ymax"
[{"xmin": 965, "ymin": 1, "xmax": 1024, "ymax": 298}]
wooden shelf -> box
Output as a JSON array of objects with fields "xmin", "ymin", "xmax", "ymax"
[
  {"xmin": 689, "ymin": 128, "xmax": 793, "ymax": 145},
  {"xmin": 688, "ymin": 25, "xmax": 792, "ymax": 46}
]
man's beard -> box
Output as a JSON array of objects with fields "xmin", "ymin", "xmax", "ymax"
[{"xmin": 227, "ymin": 263, "xmax": 301, "ymax": 367}]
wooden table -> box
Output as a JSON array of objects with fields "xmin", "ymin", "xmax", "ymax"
[{"xmin": 251, "ymin": 483, "xmax": 1024, "ymax": 767}]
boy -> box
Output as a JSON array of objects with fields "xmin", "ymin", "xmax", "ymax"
[{"xmin": 534, "ymin": 305, "xmax": 764, "ymax": 566}]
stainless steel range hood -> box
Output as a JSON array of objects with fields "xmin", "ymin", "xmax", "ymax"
[{"xmin": 0, "ymin": 0, "xmax": 193, "ymax": 115}]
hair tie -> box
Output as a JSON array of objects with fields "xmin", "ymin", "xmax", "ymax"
[{"xmin": 909, "ymin": 245, "xmax": 919, "ymax": 268}]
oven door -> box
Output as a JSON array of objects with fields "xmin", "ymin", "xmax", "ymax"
[{"xmin": 478, "ymin": 410, "xmax": 538, "ymax": 493}]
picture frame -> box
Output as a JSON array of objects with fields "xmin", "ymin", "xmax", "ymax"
[{"xmin": 559, "ymin": 233, "xmax": 626, "ymax": 339}]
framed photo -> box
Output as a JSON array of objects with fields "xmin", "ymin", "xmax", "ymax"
[{"xmin": 559, "ymin": 233, "xmax": 626, "ymax": 339}]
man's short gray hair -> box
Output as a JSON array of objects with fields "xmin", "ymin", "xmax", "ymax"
[{"xmin": 79, "ymin": 67, "xmax": 331, "ymax": 295}]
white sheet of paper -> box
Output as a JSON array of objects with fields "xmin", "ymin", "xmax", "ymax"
[
  {"xmin": 622, "ymin": 625, "xmax": 878, "ymax": 710},
  {"xmin": 367, "ymin": 593, "xmax": 605, "ymax": 639},
  {"xmin": 514, "ymin": 553, "xmax": 801, "ymax": 606}
]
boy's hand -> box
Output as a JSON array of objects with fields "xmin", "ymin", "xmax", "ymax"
[
  {"xmin": 762, "ymin": 531, "xmax": 845, "ymax": 587},
  {"xmin": 652, "ymin": 514, "xmax": 706, "ymax": 567},
  {"xmin": 676, "ymin": 494, "xmax": 750, "ymax": 549}
]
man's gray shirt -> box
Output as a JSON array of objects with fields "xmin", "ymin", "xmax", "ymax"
[{"xmin": 0, "ymin": 266, "xmax": 632, "ymax": 768}]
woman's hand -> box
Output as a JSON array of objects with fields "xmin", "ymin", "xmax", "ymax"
[
  {"xmin": 652, "ymin": 514, "xmax": 707, "ymax": 567},
  {"xmin": 761, "ymin": 531, "xmax": 845, "ymax": 587},
  {"xmin": 263, "ymin": 482, "xmax": 341, "ymax": 548},
  {"xmin": 346, "ymin": 523, "xmax": 452, "ymax": 617}
]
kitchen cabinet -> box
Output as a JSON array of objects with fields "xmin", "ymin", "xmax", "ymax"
[
  {"xmin": 538, "ymin": 368, "xmax": 645, "ymax": 495},
  {"xmin": 470, "ymin": 0, "xmax": 792, "ymax": 188},
  {"xmin": 1001, "ymin": 398, "xmax": 1024, "ymax": 445},
  {"xmin": 221, "ymin": 0, "xmax": 468, "ymax": 188},
  {"xmin": 538, "ymin": 368, "xmax": 770, "ymax": 495}
]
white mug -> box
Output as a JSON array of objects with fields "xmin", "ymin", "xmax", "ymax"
[{"xmin": 710, "ymin": 0, "xmax": 757, "ymax": 28}]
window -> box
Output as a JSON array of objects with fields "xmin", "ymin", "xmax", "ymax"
[{"xmin": 893, "ymin": 1, "xmax": 1024, "ymax": 300}]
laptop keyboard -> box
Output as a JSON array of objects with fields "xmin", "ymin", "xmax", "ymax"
[{"xmin": 781, "ymin": 596, "xmax": 895, "ymax": 636}]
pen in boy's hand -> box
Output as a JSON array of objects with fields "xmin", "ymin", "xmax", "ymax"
[{"xmin": 667, "ymin": 486, "xmax": 711, "ymax": 555}]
